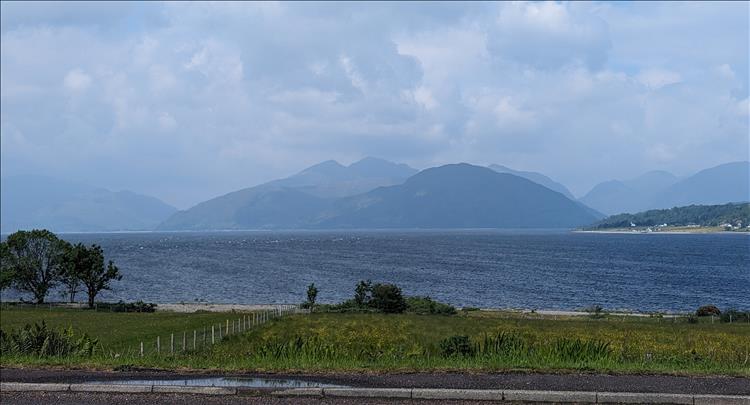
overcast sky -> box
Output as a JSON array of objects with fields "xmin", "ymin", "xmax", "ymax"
[{"xmin": 1, "ymin": 1, "xmax": 748, "ymax": 208}]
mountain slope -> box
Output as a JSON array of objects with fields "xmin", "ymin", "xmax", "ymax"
[
  {"xmin": 489, "ymin": 164, "xmax": 575, "ymax": 199},
  {"xmin": 581, "ymin": 170, "xmax": 679, "ymax": 215},
  {"xmin": 652, "ymin": 162, "xmax": 749, "ymax": 208},
  {"xmin": 158, "ymin": 157, "xmax": 417, "ymax": 230},
  {"xmin": 1, "ymin": 175, "xmax": 177, "ymax": 233},
  {"xmin": 318, "ymin": 163, "xmax": 599, "ymax": 229}
]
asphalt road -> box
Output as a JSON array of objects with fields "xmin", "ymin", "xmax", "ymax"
[
  {"xmin": 1, "ymin": 392, "xmax": 502, "ymax": 405},
  {"xmin": 2, "ymin": 368, "xmax": 749, "ymax": 395}
]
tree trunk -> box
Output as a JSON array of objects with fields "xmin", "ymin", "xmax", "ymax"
[
  {"xmin": 87, "ymin": 290, "xmax": 96, "ymax": 308},
  {"xmin": 34, "ymin": 287, "xmax": 46, "ymax": 304}
]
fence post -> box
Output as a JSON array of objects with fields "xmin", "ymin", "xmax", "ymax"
[
  {"xmin": 226, "ymin": 319, "xmax": 229, "ymax": 335},
  {"xmin": 140, "ymin": 341, "xmax": 143, "ymax": 357},
  {"xmin": 170, "ymin": 333, "xmax": 174, "ymax": 354},
  {"xmin": 157, "ymin": 336, "xmax": 160, "ymax": 354},
  {"xmin": 183, "ymin": 331, "xmax": 186, "ymax": 351},
  {"xmin": 193, "ymin": 330, "xmax": 197, "ymax": 350},
  {"xmin": 211, "ymin": 325, "xmax": 215, "ymax": 344}
]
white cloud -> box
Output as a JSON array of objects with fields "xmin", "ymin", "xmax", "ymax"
[
  {"xmin": 1, "ymin": 2, "xmax": 748, "ymax": 206},
  {"xmin": 637, "ymin": 68, "xmax": 682, "ymax": 89},
  {"xmin": 63, "ymin": 68, "xmax": 91, "ymax": 92}
]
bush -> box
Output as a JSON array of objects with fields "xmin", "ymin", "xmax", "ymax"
[
  {"xmin": 696, "ymin": 305, "xmax": 721, "ymax": 317},
  {"xmin": 584, "ymin": 305, "xmax": 605, "ymax": 319},
  {"xmin": 406, "ymin": 296, "xmax": 456, "ymax": 315},
  {"xmin": 439, "ymin": 335, "xmax": 474, "ymax": 357},
  {"xmin": 109, "ymin": 300, "xmax": 157, "ymax": 313},
  {"xmin": 370, "ymin": 283, "xmax": 407, "ymax": 314},
  {"xmin": 0, "ymin": 321, "xmax": 98, "ymax": 357},
  {"xmin": 461, "ymin": 307, "xmax": 480, "ymax": 312},
  {"xmin": 686, "ymin": 315, "xmax": 699, "ymax": 324},
  {"xmin": 720, "ymin": 309, "xmax": 750, "ymax": 323}
]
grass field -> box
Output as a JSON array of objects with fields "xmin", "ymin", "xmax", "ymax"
[{"xmin": 1, "ymin": 306, "xmax": 749, "ymax": 375}]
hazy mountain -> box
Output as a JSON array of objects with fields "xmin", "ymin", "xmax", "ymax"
[
  {"xmin": 489, "ymin": 164, "xmax": 575, "ymax": 199},
  {"xmin": 158, "ymin": 157, "xmax": 417, "ymax": 230},
  {"xmin": 317, "ymin": 163, "xmax": 599, "ymax": 229},
  {"xmin": 581, "ymin": 162, "xmax": 749, "ymax": 215},
  {"xmin": 654, "ymin": 161, "xmax": 749, "ymax": 208},
  {"xmin": 580, "ymin": 170, "xmax": 679, "ymax": 215},
  {"xmin": 1, "ymin": 175, "xmax": 177, "ymax": 233},
  {"xmin": 269, "ymin": 157, "xmax": 418, "ymax": 198}
]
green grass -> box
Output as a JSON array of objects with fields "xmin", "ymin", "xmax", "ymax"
[
  {"xmin": 1, "ymin": 307, "xmax": 749, "ymax": 375},
  {"xmin": 0, "ymin": 305, "xmax": 253, "ymax": 354}
]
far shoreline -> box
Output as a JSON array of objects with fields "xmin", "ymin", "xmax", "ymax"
[{"xmin": 0, "ymin": 301, "xmax": 686, "ymax": 317}]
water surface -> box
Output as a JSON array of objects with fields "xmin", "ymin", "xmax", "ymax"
[{"xmin": 3, "ymin": 230, "xmax": 748, "ymax": 312}]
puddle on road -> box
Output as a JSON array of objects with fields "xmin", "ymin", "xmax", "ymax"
[{"xmin": 87, "ymin": 377, "xmax": 347, "ymax": 388}]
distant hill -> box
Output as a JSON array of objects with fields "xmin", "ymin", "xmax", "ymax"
[
  {"xmin": 317, "ymin": 163, "xmax": 599, "ymax": 229},
  {"xmin": 489, "ymin": 164, "xmax": 575, "ymax": 200},
  {"xmin": 653, "ymin": 162, "xmax": 750, "ymax": 208},
  {"xmin": 270, "ymin": 157, "xmax": 417, "ymax": 198},
  {"xmin": 158, "ymin": 157, "xmax": 417, "ymax": 230},
  {"xmin": 580, "ymin": 170, "xmax": 678, "ymax": 215},
  {"xmin": 580, "ymin": 162, "xmax": 749, "ymax": 215},
  {"xmin": 1, "ymin": 175, "xmax": 177, "ymax": 233},
  {"xmin": 587, "ymin": 202, "xmax": 750, "ymax": 230}
]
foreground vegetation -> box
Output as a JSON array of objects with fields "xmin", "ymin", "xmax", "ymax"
[{"xmin": 1, "ymin": 306, "xmax": 748, "ymax": 376}]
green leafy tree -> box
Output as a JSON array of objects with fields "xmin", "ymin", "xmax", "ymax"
[
  {"xmin": 370, "ymin": 283, "xmax": 407, "ymax": 313},
  {"xmin": 4, "ymin": 230, "xmax": 70, "ymax": 304},
  {"xmin": 0, "ymin": 242, "xmax": 16, "ymax": 292},
  {"xmin": 306, "ymin": 283, "xmax": 318, "ymax": 307},
  {"xmin": 59, "ymin": 243, "xmax": 88, "ymax": 303},
  {"xmin": 76, "ymin": 244, "xmax": 121, "ymax": 308},
  {"xmin": 354, "ymin": 279, "xmax": 372, "ymax": 307}
]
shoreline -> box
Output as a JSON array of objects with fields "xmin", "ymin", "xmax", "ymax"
[
  {"xmin": 1, "ymin": 301, "xmax": 684, "ymax": 317},
  {"xmin": 574, "ymin": 229, "xmax": 747, "ymax": 235}
]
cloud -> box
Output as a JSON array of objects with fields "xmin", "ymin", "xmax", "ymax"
[
  {"xmin": 1, "ymin": 2, "xmax": 748, "ymax": 206},
  {"xmin": 636, "ymin": 68, "xmax": 682, "ymax": 90},
  {"xmin": 63, "ymin": 68, "xmax": 91, "ymax": 92}
]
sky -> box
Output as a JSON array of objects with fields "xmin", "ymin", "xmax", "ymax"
[{"xmin": 1, "ymin": 1, "xmax": 748, "ymax": 209}]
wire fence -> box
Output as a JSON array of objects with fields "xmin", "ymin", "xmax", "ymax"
[{"xmin": 132, "ymin": 304, "xmax": 306, "ymax": 357}]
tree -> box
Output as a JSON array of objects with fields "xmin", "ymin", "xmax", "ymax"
[
  {"xmin": 354, "ymin": 279, "xmax": 372, "ymax": 307},
  {"xmin": 306, "ymin": 283, "xmax": 318, "ymax": 307},
  {"xmin": 4, "ymin": 230, "xmax": 70, "ymax": 304},
  {"xmin": 76, "ymin": 244, "xmax": 121, "ymax": 308},
  {"xmin": 370, "ymin": 283, "xmax": 407, "ymax": 313},
  {"xmin": 59, "ymin": 243, "xmax": 88, "ymax": 303},
  {"xmin": 0, "ymin": 242, "xmax": 16, "ymax": 292}
]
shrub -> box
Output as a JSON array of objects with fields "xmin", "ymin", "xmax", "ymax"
[
  {"xmin": 108, "ymin": 301, "xmax": 157, "ymax": 313},
  {"xmin": 439, "ymin": 335, "xmax": 474, "ymax": 357},
  {"xmin": 584, "ymin": 305, "xmax": 606, "ymax": 319},
  {"xmin": 686, "ymin": 315, "xmax": 699, "ymax": 324},
  {"xmin": 370, "ymin": 283, "xmax": 407, "ymax": 313},
  {"xmin": 461, "ymin": 307, "xmax": 480, "ymax": 312},
  {"xmin": 354, "ymin": 280, "xmax": 372, "ymax": 306},
  {"xmin": 720, "ymin": 309, "xmax": 750, "ymax": 323},
  {"xmin": 0, "ymin": 321, "xmax": 98, "ymax": 357},
  {"xmin": 306, "ymin": 283, "xmax": 318, "ymax": 307},
  {"xmin": 696, "ymin": 305, "xmax": 721, "ymax": 317},
  {"xmin": 406, "ymin": 296, "xmax": 456, "ymax": 315}
]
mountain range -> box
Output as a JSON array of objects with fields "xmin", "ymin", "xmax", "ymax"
[
  {"xmin": 157, "ymin": 157, "xmax": 418, "ymax": 230},
  {"xmin": 315, "ymin": 163, "xmax": 598, "ymax": 229},
  {"xmin": 3, "ymin": 159, "xmax": 747, "ymax": 232},
  {"xmin": 581, "ymin": 161, "xmax": 750, "ymax": 215},
  {"xmin": 0, "ymin": 175, "xmax": 177, "ymax": 233}
]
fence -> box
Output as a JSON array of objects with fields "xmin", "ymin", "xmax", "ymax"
[{"xmin": 132, "ymin": 304, "xmax": 306, "ymax": 357}]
